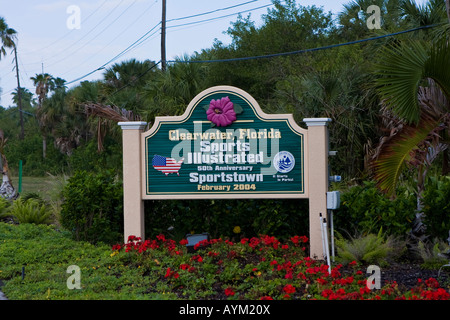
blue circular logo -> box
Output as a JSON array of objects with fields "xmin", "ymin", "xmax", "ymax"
[{"xmin": 273, "ymin": 151, "xmax": 295, "ymax": 173}]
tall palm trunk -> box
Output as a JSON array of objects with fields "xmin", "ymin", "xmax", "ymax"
[
  {"xmin": 0, "ymin": 154, "xmax": 17, "ymax": 200},
  {"xmin": 0, "ymin": 131, "xmax": 17, "ymax": 200}
]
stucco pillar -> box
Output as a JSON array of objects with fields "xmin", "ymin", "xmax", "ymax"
[
  {"xmin": 303, "ymin": 118, "xmax": 331, "ymax": 260},
  {"xmin": 118, "ymin": 121, "xmax": 147, "ymax": 243}
]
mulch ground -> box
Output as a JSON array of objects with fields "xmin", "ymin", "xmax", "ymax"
[{"xmin": 341, "ymin": 262, "xmax": 450, "ymax": 290}]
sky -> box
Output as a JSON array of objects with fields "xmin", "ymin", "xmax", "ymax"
[{"xmin": 0, "ymin": 0, "xmax": 427, "ymax": 108}]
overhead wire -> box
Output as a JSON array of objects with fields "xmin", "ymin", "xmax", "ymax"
[
  {"xmin": 166, "ymin": 0, "xmax": 261, "ymax": 23},
  {"xmin": 108, "ymin": 60, "xmax": 161, "ymax": 98},
  {"xmin": 40, "ymin": 0, "xmax": 136, "ymax": 69},
  {"xmin": 167, "ymin": 24, "xmax": 438, "ymax": 64},
  {"xmin": 166, "ymin": 3, "xmax": 273, "ymax": 30},
  {"xmin": 65, "ymin": 21, "xmax": 162, "ymax": 85},
  {"xmin": 59, "ymin": 0, "xmax": 159, "ymax": 77},
  {"xmin": 64, "ymin": 1, "xmax": 274, "ymax": 85},
  {"xmin": 22, "ymin": 0, "xmax": 126, "ymax": 68},
  {"xmin": 20, "ymin": 0, "xmax": 110, "ymax": 56}
]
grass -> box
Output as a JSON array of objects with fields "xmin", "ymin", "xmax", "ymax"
[
  {"xmin": 1, "ymin": 222, "xmax": 449, "ymax": 301},
  {"xmin": 10, "ymin": 175, "xmax": 67, "ymax": 201}
]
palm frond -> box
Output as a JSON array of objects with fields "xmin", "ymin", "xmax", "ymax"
[
  {"xmin": 371, "ymin": 112, "xmax": 442, "ymax": 196},
  {"xmin": 84, "ymin": 103, "xmax": 142, "ymax": 122},
  {"xmin": 375, "ymin": 40, "xmax": 429, "ymax": 124},
  {"xmin": 375, "ymin": 39, "xmax": 450, "ymax": 124},
  {"xmin": 424, "ymin": 39, "xmax": 450, "ymax": 100}
]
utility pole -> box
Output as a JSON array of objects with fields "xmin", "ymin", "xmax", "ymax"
[
  {"xmin": 13, "ymin": 44, "xmax": 24, "ymax": 140},
  {"xmin": 161, "ymin": 0, "xmax": 166, "ymax": 71}
]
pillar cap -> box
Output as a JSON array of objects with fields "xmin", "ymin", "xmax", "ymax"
[
  {"xmin": 118, "ymin": 121, "xmax": 148, "ymax": 130},
  {"xmin": 302, "ymin": 118, "xmax": 332, "ymax": 127}
]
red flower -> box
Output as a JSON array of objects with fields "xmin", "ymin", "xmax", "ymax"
[
  {"xmin": 165, "ymin": 267, "xmax": 179, "ymax": 279},
  {"xmin": 321, "ymin": 289, "xmax": 333, "ymax": 298},
  {"xmin": 191, "ymin": 255, "xmax": 203, "ymax": 263},
  {"xmin": 290, "ymin": 235, "xmax": 308, "ymax": 245},
  {"xmin": 225, "ymin": 287, "xmax": 235, "ymax": 296},
  {"xmin": 179, "ymin": 264, "xmax": 190, "ymax": 270},
  {"xmin": 179, "ymin": 239, "xmax": 188, "ymax": 245},
  {"xmin": 111, "ymin": 244, "xmax": 122, "ymax": 251},
  {"xmin": 260, "ymin": 296, "xmax": 273, "ymax": 300},
  {"xmin": 425, "ymin": 277, "xmax": 440, "ymax": 289},
  {"xmin": 283, "ymin": 284, "xmax": 296, "ymax": 294},
  {"xmin": 156, "ymin": 234, "xmax": 166, "ymax": 242},
  {"xmin": 127, "ymin": 235, "xmax": 141, "ymax": 242}
]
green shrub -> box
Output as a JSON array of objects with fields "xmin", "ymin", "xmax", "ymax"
[
  {"xmin": 422, "ymin": 176, "xmax": 450, "ymax": 241},
  {"xmin": 335, "ymin": 230, "xmax": 400, "ymax": 266},
  {"xmin": 145, "ymin": 198, "xmax": 309, "ymax": 241},
  {"xmin": 334, "ymin": 181, "xmax": 416, "ymax": 238},
  {"xmin": 0, "ymin": 196, "xmax": 11, "ymax": 219},
  {"xmin": 417, "ymin": 238, "xmax": 450, "ymax": 270},
  {"xmin": 9, "ymin": 197, "xmax": 52, "ymax": 225},
  {"xmin": 60, "ymin": 170, "xmax": 123, "ymax": 245}
]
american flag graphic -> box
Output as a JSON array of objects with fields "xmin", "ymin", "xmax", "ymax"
[{"xmin": 152, "ymin": 155, "xmax": 184, "ymax": 176}]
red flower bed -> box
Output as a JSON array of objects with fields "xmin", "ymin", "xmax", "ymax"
[{"xmin": 112, "ymin": 234, "xmax": 450, "ymax": 300}]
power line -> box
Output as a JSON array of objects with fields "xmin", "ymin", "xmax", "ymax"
[
  {"xmin": 59, "ymin": 0, "xmax": 160, "ymax": 78},
  {"xmin": 166, "ymin": 0, "xmax": 261, "ymax": 23},
  {"xmin": 109, "ymin": 60, "xmax": 161, "ymax": 97},
  {"xmin": 65, "ymin": 21, "xmax": 162, "ymax": 85},
  {"xmin": 40, "ymin": 0, "xmax": 135, "ymax": 68},
  {"xmin": 22, "ymin": 0, "xmax": 126, "ymax": 67},
  {"xmin": 36, "ymin": 1, "xmax": 273, "ymax": 86},
  {"xmin": 20, "ymin": 0, "xmax": 110, "ymax": 56},
  {"xmin": 166, "ymin": 3, "xmax": 273, "ymax": 30},
  {"xmin": 116, "ymin": 1, "xmax": 268, "ymax": 55},
  {"xmin": 167, "ymin": 24, "xmax": 438, "ymax": 64}
]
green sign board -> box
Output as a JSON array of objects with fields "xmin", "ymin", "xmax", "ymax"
[{"xmin": 143, "ymin": 86, "xmax": 308, "ymax": 199}]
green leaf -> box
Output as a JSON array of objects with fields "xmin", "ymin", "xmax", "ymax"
[
  {"xmin": 371, "ymin": 117, "xmax": 439, "ymax": 196},
  {"xmin": 233, "ymin": 103, "xmax": 243, "ymax": 114},
  {"xmin": 375, "ymin": 40, "xmax": 429, "ymax": 124}
]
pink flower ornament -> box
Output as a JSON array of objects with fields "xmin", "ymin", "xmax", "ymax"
[{"xmin": 206, "ymin": 96, "xmax": 236, "ymax": 127}]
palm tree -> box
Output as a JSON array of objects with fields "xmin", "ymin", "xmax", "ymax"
[
  {"xmin": 0, "ymin": 18, "xmax": 18, "ymax": 199},
  {"xmin": 0, "ymin": 17, "xmax": 16, "ymax": 60},
  {"xmin": 11, "ymin": 87, "xmax": 33, "ymax": 108},
  {"xmin": 370, "ymin": 0, "xmax": 450, "ymax": 240},
  {"xmin": 30, "ymin": 73, "xmax": 54, "ymax": 106},
  {"xmin": 272, "ymin": 65, "xmax": 381, "ymax": 179},
  {"xmin": 30, "ymin": 73, "xmax": 55, "ymax": 158},
  {"xmin": 142, "ymin": 54, "xmax": 209, "ymax": 121},
  {"xmin": 0, "ymin": 130, "xmax": 17, "ymax": 200},
  {"xmin": 103, "ymin": 58, "xmax": 157, "ymax": 91}
]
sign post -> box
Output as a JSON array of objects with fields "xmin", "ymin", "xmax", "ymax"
[
  {"xmin": 303, "ymin": 118, "xmax": 331, "ymax": 261},
  {"xmin": 119, "ymin": 86, "xmax": 331, "ymax": 259},
  {"xmin": 118, "ymin": 121, "xmax": 147, "ymax": 242}
]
